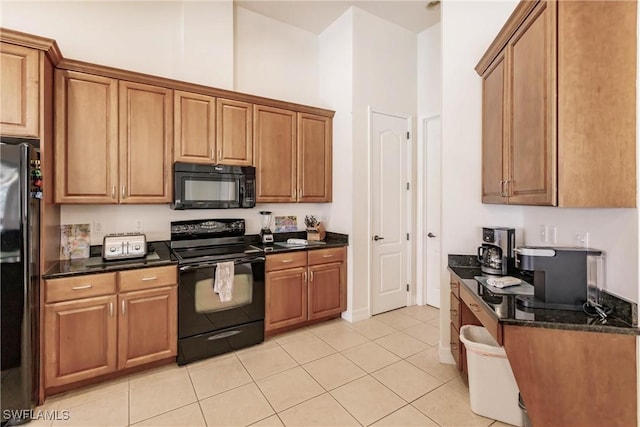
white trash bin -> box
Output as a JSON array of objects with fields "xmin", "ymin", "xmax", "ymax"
[{"xmin": 459, "ymin": 325, "xmax": 523, "ymax": 427}]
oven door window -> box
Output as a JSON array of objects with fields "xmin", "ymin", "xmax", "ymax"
[
  {"xmin": 184, "ymin": 177, "xmax": 238, "ymax": 203},
  {"xmin": 194, "ymin": 264, "xmax": 253, "ymax": 313}
]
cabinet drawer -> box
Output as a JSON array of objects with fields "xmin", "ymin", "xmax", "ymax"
[
  {"xmin": 308, "ymin": 247, "xmax": 345, "ymax": 265},
  {"xmin": 450, "ymin": 275, "xmax": 460, "ymax": 298},
  {"xmin": 450, "ymin": 323, "xmax": 461, "ymax": 370},
  {"xmin": 460, "ymin": 284, "xmax": 502, "ymax": 344},
  {"xmin": 118, "ymin": 265, "xmax": 177, "ymax": 292},
  {"xmin": 266, "ymin": 252, "xmax": 307, "ymax": 272},
  {"xmin": 450, "ymin": 293, "xmax": 461, "ymax": 330},
  {"xmin": 45, "ymin": 273, "xmax": 117, "ymax": 303}
]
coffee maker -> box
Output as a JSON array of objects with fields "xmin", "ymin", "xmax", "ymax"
[
  {"xmin": 515, "ymin": 246, "xmax": 604, "ymax": 311},
  {"xmin": 477, "ymin": 227, "xmax": 515, "ymax": 275}
]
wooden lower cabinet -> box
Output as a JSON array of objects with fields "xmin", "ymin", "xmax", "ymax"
[
  {"xmin": 308, "ymin": 262, "xmax": 345, "ymax": 320},
  {"xmin": 43, "ymin": 267, "xmax": 177, "ymax": 390},
  {"xmin": 265, "ymin": 267, "xmax": 307, "ymax": 331},
  {"xmin": 265, "ymin": 247, "xmax": 346, "ymax": 333},
  {"xmin": 44, "ymin": 295, "xmax": 118, "ymax": 388},
  {"xmin": 118, "ymin": 286, "xmax": 177, "ymax": 370}
]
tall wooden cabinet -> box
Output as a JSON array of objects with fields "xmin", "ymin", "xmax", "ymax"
[
  {"xmin": 217, "ymin": 98, "xmax": 253, "ymax": 165},
  {"xmin": 55, "ymin": 71, "xmax": 172, "ymax": 204},
  {"xmin": 477, "ymin": 0, "xmax": 636, "ymax": 207},
  {"xmin": 255, "ymin": 106, "xmax": 332, "ymax": 203},
  {"xmin": 0, "ymin": 43, "xmax": 40, "ymax": 137}
]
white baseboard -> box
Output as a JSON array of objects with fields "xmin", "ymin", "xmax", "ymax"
[
  {"xmin": 341, "ymin": 307, "xmax": 370, "ymax": 323},
  {"xmin": 438, "ymin": 345, "xmax": 456, "ymax": 365}
]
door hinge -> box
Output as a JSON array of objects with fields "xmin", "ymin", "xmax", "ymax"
[
  {"xmin": 406, "ymin": 131, "xmax": 410, "ymax": 139},
  {"xmin": 406, "ymin": 283, "xmax": 410, "ymax": 292},
  {"xmin": 406, "ymin": 233, "xmax": 410, "ymax": 241},
  {"xmin": 406, "ymin": 182, "xmax": 410, "ymax": 190}
]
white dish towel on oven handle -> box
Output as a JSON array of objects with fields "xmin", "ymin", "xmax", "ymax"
[{"xmin": 214, "ymin": 261, "xmax": 235, "ymax": 302}]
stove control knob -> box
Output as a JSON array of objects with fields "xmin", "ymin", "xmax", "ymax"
[{"xmin": 189, "ymin": 225, "xmax": 196, "ymax": 230}]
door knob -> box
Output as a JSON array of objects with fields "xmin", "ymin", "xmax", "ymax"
[
  {"xmin": 373, "ymin": 235, "xmax": 385, "ymax": 241},
  {"xmin": 427, "ymin": 233, "xmax": 436, "ymax": 238}
]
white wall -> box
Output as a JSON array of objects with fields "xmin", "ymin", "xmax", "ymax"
[
  {"xmin": 350, "ymin": 8, "xmax": 417, "ymax": 319},
  {"xmin": 234, "ymin": 6, "xmax": 320, "ymax": 106},
  {"xmin": 319, "ymin": 9, "xmax": 355, "ymax": 316},
  {"xmin": 440, "ymin": 0, "xmax": 522, "ymax": 354},
  {"xmin": 522, "ymin": 208, "xmax": 638, "ymax": 302},
  {"xmin": 61, "ymin": 203, "xmax": 331, "ymax": 245},
  {"xmin": 1, "ymin": 1, "xmax": 235, "ymax": 89},
  {"xmin": 418, "ymin": 23, "xmax": 442, "ymax": 118}
]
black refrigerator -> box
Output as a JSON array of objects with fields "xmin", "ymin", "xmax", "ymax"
[{"xmin": 1, "ymin": 138, "xmax": 40, "ymax": 425}]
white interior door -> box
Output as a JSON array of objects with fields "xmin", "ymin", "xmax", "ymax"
[
  {"xmin": 370, "ymin": 110, "xmax": 410, "ymax": 315},
  {"xmin": 425, "ymin": 116, "xmax": 442, "ymax": 307}
]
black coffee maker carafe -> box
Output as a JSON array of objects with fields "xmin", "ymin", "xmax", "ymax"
[{"xmin": 477, "ymin": 227, "xmax": 515, "ymax": 275}]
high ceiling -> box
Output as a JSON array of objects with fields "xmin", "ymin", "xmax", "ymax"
[{"xmin": 235, "ymin": 1, "xmax": 441, "ymax": 34}]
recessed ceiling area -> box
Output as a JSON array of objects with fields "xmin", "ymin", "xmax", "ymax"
[{"xmin": 234, "ymin": 1, "xmax": 441, "ymax": 34}]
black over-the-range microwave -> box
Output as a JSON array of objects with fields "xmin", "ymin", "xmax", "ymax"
[{"xmin": 171, "ymin": 162, "xmax": 256, "ymax": 209}]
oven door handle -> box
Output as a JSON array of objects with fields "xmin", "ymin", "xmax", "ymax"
[{"xmin": 179, "ymin": 256, "xmax": 266, "ymax": 272}]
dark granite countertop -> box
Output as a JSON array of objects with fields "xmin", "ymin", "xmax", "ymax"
[
  {"xmin": 44, "ymin": 231, "xmax": 349, "ymax": 278},
  {"xmin": 44, "ymin": 241, "xmax": 176, "ymax": 279},
  {"xmin": 448, "ymin": 255, "xmax": 640, "ymax": 336},
  {"xmin": 257, "ymin": 231, "xmax": 349, "ymax": 254}
]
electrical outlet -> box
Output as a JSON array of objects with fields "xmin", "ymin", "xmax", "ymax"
[
  {"xmin": 93, "ymin": 221, "xmax": 102, "ymax": 233},
  {"xmin": 135, "ymin": 219, "xmax": 144, "ymax": 231},
  {"xmin": 574, "ymin": 231, "xmax": 589, "ymax": 248},
  {"xmin": 539, "ymin": 225, "xmax": 548, "ymax": 243},
  {"xmin": 549, "ymin": 226, "xmax": 557, "ymax": 245}
]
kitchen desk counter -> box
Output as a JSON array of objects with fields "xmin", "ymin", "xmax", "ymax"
[
  {"xmin": 448, "ymin": 264, "xmax": 639, "ymax": 335},
  {"xmin": 44, "ymin": 241, "xmax": 176, "ymax": 278}
]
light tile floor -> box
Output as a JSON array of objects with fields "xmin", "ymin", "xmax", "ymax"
[{"xmin": 32, "ymin": 306, "xmax": 516, "ymax": 427}]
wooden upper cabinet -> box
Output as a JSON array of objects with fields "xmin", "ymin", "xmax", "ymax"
[
  {"xmin": 481, "ymin": 52, "xmax": 507, "ymax": 204},
  {"xmin": 298, "ymin": 113, "xmax": 332, "ymax": 202},
  {"xmin": 119, "ymin": 81, "xmax": 173, "ymax": 204},
  {"xmin": 556, "ymin": 0, "xmax": 636, "ymax": 207},
  {"xmin": 254, "ymin": 105, "xmax": 297, "ymax": 202},
  {"xmin": 1, "ymin": 43, "xmax": 40, "ymax": 137},
  {"xmin": 55, "ymin": 70, "xmax": 119, "ymax": 203},
  {"xmin": 507, "ymin": 1, "xmax": 556, "ymax": 205},
  {"xmin": 174, "ymin": 90, "xmax": 215, "ymax": 164},
  {"xmin": 476, "ymin": 0, "xmax": 636, "ymax": 207},
  {"xmin": 217, "ymin": 98, "xmax": 253, "ymax": 166}
]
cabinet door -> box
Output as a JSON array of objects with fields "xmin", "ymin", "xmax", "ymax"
[
  {"xmin": 308, "ymin": 262, "xmax": 345, "ymax": 320},
  {"xmin": 297, "ymin": 113, "xmax": 332, "ymax": 202},
  {"xmin": 119, "ymin": 81, "xmax": 173, "ymax": 203},
  {"xmin": 217, "ymin": 98, "xmax": 253, "ymax": 166},
  {"xmin": 481, "ymin": 52, "xmax": 507, "ymax": 204},
  {"xmin": 44, "ymin": 295, "xmax": 117, "ymax": 388},
  {"xmin": 118, "ymin": 286, "xmax": 177, "ymax": 370},
  {"xmin": 265, "ymin": 267, "xmax": 307, "ymax": 331},
  {"xmin": 174, "ymin": 90, "xmax": 215, "ymax": 164},
  {"xmin": 507, "ymin": 1, "xmax": 556, "ymax": 206},
  {"xmin": 254, "ymin": 105, "xmax": 296, "ymax": 202},
  {"xmin": 55, "ymin": 70, "xmax": 119, "ymax": 203},
  {"xmin": 0, "ymin": 43, "xmax": 39, "ymax": 137}
]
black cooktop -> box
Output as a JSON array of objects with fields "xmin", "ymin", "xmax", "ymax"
[{"xmin": 172, "ymin": 244, "xmax": 262, "ymax": 263}]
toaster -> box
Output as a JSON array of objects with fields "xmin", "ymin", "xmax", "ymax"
[{"xmin": 102, "ymin": 233, "xmax": 147, "ymax": 260}]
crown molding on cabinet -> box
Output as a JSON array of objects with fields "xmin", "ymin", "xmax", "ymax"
[{"xmin": 0, "ymin": 27, "xmax": 63, "ymax": 65}]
